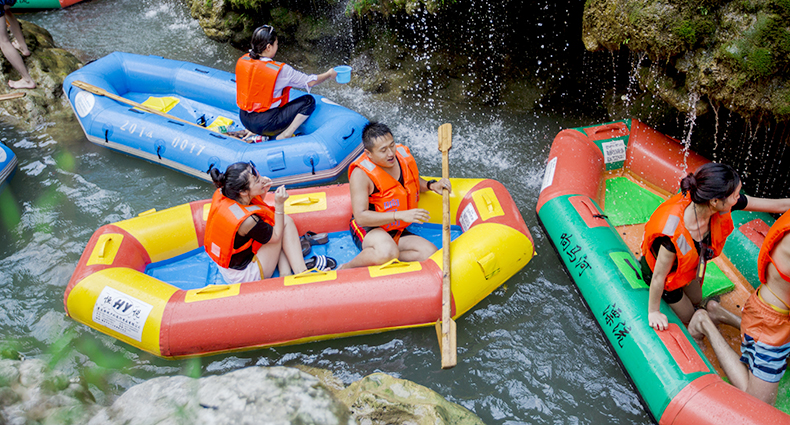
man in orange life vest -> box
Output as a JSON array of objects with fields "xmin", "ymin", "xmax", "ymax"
[
  {"xmin": 339, "ymin": 122, "xmax": 451, "ymax": 270},
  {"xmin": 689, "ymin": 209, "xmax": 790, "ymax": 405}
]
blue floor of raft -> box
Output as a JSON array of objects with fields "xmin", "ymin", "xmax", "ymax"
[{"xmin": 145, "ymin": 223, "xmax": 462, "ymax": 290}]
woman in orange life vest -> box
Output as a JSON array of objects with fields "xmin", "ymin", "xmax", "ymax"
[
  {"xmin": 641, "ymin": 163, "xmax": 790, "ymax": 331},
  {"xmin": 236, "ymin": 25, "xmax": 337, "ymax": 141},
  {"xmin": 205, "ymin": 162, "xmax": 336, "ymax": 284}
]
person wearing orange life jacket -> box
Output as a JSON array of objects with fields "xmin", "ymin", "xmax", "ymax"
[
  {"xmin": 641, "ymin": 163, "xmax": 790, "ymax": 331},
  {"xmin": 689, "ymin": 209, "xmax": 790, "ymax": 405},
  {"xmin": 338, "ymin": 122, "xmax": 452, "ymax": 270},
  {"xmin": 236, "ymin": 25, "xmax": 337, "ymax": 141},
  {"xmin": 205, "ymin": 162, "xmax": 336, "ymax": 284}
]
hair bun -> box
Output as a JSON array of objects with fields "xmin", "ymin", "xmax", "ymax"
[
  {"xmin": 680, "ymin": 172, "xmax": 697, "ymax": 196},
  {"xmin": 209, "ymin": 168, "xmax": 226, "ymax": 189},
  {"xmin": 248, "ymin": 49, "xmax": 259, "ymax": 60}
]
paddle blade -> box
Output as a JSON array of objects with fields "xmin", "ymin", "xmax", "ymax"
[
  {"xmin": 438, "ymin": 123, "xmax": 452, "ymax": 152},
  {"xmin": 436, "ymin": 318, "xmax": 457, "ymax": 369}
]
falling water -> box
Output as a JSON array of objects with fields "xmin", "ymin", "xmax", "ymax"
[{"xmin": 681, "ymin": 92, "xmax": 701, "ymax": 172}]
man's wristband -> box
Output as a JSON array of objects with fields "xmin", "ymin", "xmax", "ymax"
[{"xmin": 427, "ymin": 179, "xmax": 438, "ymax": 191}]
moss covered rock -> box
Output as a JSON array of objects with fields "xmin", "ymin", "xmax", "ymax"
[
  {"xmin": 583, "ymin": 0, "xmax": 790, "ymax": 120},
  {"xmin": 0, "ymin": 20, "xmax": 83, "ymax": 129}
]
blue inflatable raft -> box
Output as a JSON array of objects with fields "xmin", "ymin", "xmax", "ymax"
[
  {"xmin": 62, "ymin": 52, "xmax": 367, "ymax": 187},
  {"xmin": 0, "ymin": 143, "xmax": 18, "ymax": 193}
]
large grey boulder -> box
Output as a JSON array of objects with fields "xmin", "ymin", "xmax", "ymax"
[{"xmin": 88, "ymin": 366, "xmax": 355, "ymax": 425}]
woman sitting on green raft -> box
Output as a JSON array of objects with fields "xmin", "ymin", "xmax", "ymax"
[{"xmin": 641, "ymin": 163, "xmax": 790, "ymax": 331}]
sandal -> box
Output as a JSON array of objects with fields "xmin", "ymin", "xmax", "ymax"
[
  {"xmin": 301, "ymin": 238, "xmax": 312, "ymax": 257},
  {"xmin": 305, "ymin": 255, "xmax": 337, "ymax": 271},
  {"xmin": 300, "ymin": 231, "xmax": 328, "ymax": 246}
]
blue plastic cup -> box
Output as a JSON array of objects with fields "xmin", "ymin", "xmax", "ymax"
[{"xmin": 334, "ymin": 65, "xmax": 352, "ymax": 84}]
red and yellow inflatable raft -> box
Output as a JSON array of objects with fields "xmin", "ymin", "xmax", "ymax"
[{"xmin": 65, "ymin": 178, "xmax": 534, "ymax": 358}]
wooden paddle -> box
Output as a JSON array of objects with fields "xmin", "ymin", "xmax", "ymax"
[
  {"xmin": 0, "ymin": 92, "xmax": 25, "ymax": 101},
  {"xmin": 437, "ymin": 122, "xmax": 457, "ymax": 369},
  {"xmin": 70, "ymin": 80, "xmax": 244, "ymax": 141}
]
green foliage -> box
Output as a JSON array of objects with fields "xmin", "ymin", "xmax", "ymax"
[
  {"xmin": 674, "ymin": 17, "xmax": 715, "ymax": 46},
  {"xmin": 724, "ymin": 14, "xmax": 790, "ymax": 78},
  {"xmin": 770, "ymin": 0, "xmax": 790, "ymax": 16},
  {"xmin": 346, "ymin": 0, "xmax": 456, "ymax": 16},
  {"xmin": 739, "ymin": 0, "xmax": 759, "ymax": 13},
  {"xmin": 0, "ymin": 340, "xmax": 21, "ymax": 360},
  {"xmin": 744, "ymin": 47, "xmax": 773, "ymax": 76},
  {"xmin": 775, "ymin": 88, "xmax": 790, "ymax": 118}
]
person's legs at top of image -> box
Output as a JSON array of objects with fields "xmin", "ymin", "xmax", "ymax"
[{"xmin": 1, "ymin": 6, "xmax": 36, "ymax": 89}]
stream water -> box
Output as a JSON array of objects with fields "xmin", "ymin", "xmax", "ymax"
[{"xmin": 1, "ymin": 0, "xmax": 656, "ymax": 423}]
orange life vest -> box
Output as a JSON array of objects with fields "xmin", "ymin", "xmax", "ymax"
[
  {"xmin": 642, "ymin": 193, "xmax": 734, "ymax": 291},
  {"xmin": 758, "ymin": 210, "xmax": 790, "ymax": 284},
  {"xmin": 348, "ymin": 144, "xmax": 420, "ymax": 232},
  {"xmin": 235, "ymin": 54, "xmax": 291, "ymax": 113},
  {"xmin": 204, "ymin": 189, "xmax": 275, "ymax": 268}
]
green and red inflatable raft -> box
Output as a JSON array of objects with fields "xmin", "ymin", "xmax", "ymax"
[
  {"xmin": 536, "ymin": 119, "xmax": 789, "ymax": 424},
  {"xmin": 11, "ymin": 0, "xmax": 85, "ymax": 9}
]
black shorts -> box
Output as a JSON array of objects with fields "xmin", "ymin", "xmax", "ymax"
[
  {"xmin": 640, "ymin": 256, "xmax": 685, "ymax": 304},
  {"xmin": 239, "ymin": 95, "xmax": 315, "ymax": 136},
  {"xmin": 349, "ymin": 219, "xmax": 414, "ymax": 251}
]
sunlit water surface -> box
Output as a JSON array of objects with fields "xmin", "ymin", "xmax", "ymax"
[{"xmin": 1, "ymin": 0, "xmax": 653, "ymax": 423}]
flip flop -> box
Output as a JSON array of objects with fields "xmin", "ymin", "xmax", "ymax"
[
  {"xmin": 300, "ymin": 231, "xmax": 328, "ymax": 246},
  {"xmin": 305, "ymin": 255, "xmax": 337, "ymax": 271}
]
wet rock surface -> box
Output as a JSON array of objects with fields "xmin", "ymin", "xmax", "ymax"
[
  {"xmin": 0, "ymin": 357, "xmax": 98, "ymax": 425},
  {"xmin": 0, "ymin": 20, "xmax": 83, "ymax": 129},
  {"xmin": 0, "ymin": 355, "xmax": 482, "ymax": 425}
]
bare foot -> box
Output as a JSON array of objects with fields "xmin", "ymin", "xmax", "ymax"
[
  {"xmin": 12, "ymin": 40, "xmax": 31, "ymax": 57},
  {"xmin": 8, "ymin": 79, "xmax": 36, "ymax": 89},
  {"xmin": 687, "ymin": 309, "xmax": 711, "ymax": 341},
  {"xmin": 704, "ymin": 300, "xmax": 741, "ymax": 329}
]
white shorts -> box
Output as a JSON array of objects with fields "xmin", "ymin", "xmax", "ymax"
[{"xmin": 216, "ymin": 256, "xmax": 263, "ymax": 284}]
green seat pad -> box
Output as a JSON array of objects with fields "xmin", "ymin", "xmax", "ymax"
[
  {"xmin": 701, "ymin": 261, "xmax": 735, "ymax": 299},
  {"xmin": 604, "ymin": 177, "xmax": 665, "ymax": 226}
]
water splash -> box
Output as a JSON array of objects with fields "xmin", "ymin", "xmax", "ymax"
[{"xmin": 681, "ymin": 92, "xmax": 700, "ymax": 172}]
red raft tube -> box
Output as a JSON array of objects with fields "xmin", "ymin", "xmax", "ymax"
[
  {"xmin": 65, "ymin": 178, "xmax": 535, "ymax": 359},
  {"xmin": 536, "ymin": 119, "xmax": 789, "ymax": 424}
]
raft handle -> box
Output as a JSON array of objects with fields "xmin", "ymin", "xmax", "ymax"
[
  {"xmin": 97, "ymin": 236, "xmax": 113, "ymax": 259},
  {"xmin": 194, "ymin": 68, "xmax": 210, "ymax": 74},
  {"xmin": 167, "ymin": 120, "xmax": 185, "ymax": 127},
  {"xmin": 310, "ymin": 157, "xmax": 315, "ymax": 175},
  {"xmin": 342, "ymin": 128, "xmax": 356, "ymax": 140},
  {"xmin": 482, "ymin": 193, "xmax": 496, "ymax": 213},
  {"xmin": 293, "ymin": 269, "xmax": 331, "ymax": 278},
  {"xmin": 156, "ymin": 145, "xmax": 163, "ymax": 160},
  {"xmin": 104, "ymin": 129, "xmax": 109, "ymax": 143},
  {"xmin": 590, "ymin": 122, "xmax": 629, "ymax": 140},
  {"xmin": 195, "ymin": 285, "xmax": 231, "ymax": 294},
  {"xmin": 378, "ymin": 259, "xmax": 411, "ymax": 270},
  {"xmin": 289, "ymin": 197, "xmax": 320, "ymax": 206},
  {"xmin": 580, "ymin": 198, "xmax": 606, "ymax": 221},
  {"xmin": 208, "ymin": 133, "xmax": 226, "ymax": 140}
]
